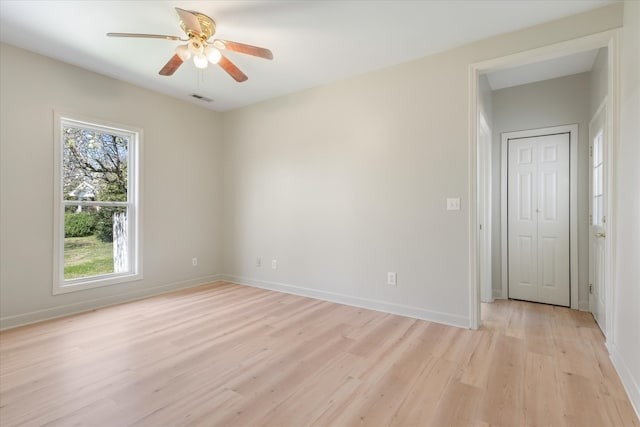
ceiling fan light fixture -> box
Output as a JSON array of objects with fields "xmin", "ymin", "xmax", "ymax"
[
  {"xmin": 175, "ymin": 44, "xmax": 191, "ymax": 61},
  {"xmin": 188, "ymin": 39, "xmax": 204, "ymax": 55},
  {"xmin": 108, "ymin": 7, "xmax": 271, "ymax": 80},
  {"xmin": 193, "ymin": 54, "xmax": 209, "ymax": 69},
  {"xmin": 205, "ymin": 46, "xmax": 221, "ymax": 64}
]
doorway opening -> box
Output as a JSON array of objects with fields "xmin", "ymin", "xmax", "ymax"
[{"xmin": 469, "ymin": 30, "xmax": 619, "ymax": 343}]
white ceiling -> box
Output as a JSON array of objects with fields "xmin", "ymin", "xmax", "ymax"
[{"xmin": 0, "ymin": 0, "xmax": 617, "ymax": 112}]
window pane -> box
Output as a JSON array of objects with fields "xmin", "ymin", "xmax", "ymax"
[
  {"xmin": 593, "ymin": 196, "xmax": 603, "ymax": 226},
  {"xmin": 594, "ymin": 164, "xmax": 603, "ymax": 195},
  {"xmin": 63, "ymin": 206, "xmax": 128, "ymax": 280},
  {"xmin": 63, "ymin": 126, "xmax": 128, "ymax": 202},
  {"xmin": 594, "ymin": 132, "xmax": 603, "ymax": 166},
  {"xmin": 591, "ymin": 130, "xmax": 604, "ymax": 228}
]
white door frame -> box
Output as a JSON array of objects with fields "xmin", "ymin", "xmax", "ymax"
[
  {"xmin": 501, "ymin": 125, "xmax": 577, "ymax": 307},
  {"xmin": 478, "ymin": 114, "xmax": 493, "ymax": 303},
  {"xmin": 468, "ymin": 29, "xmax": 619, "ymax": 336}
]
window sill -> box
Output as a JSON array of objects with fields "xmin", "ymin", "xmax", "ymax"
[{"xmin": 53, "ymin": 272, "xmax": 143, "ymax": 295}]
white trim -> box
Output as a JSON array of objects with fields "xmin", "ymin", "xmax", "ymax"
[
  {"xmin": 478, "ymin": 114, "xmax": 493, "ymax": 303},
  {"xmin": 610, "ymin": 344, "xmax": 640, "ymax": 420},
  {"xmin": 469, "ymin": 29, "xmax": 621, "ymax": 329},
  {"xmin": 468, "ymin": 66, "xmax": 480, "ymax": 329},
  {"xmin": 223, "ymin": 275, "xmax": 470, "ymax": 329},
  {"xmin": 603, "ymin": 32, "xmax": 619, "ymax": 351},
  {"xmin": 500, "ymin": 137, "xmax": 508, "ymax": 300},
  {"xmin": 590, "ymin": 98, "xmax": 608, "ymax": 128},
  {"xmin": 62, "ymin": 201, "xmax": 129, "ymax": 207},
  {"xmin": 52, "ymin": 111, "xmax": 144, "ymax": 295},
  {"xmin": 0, "ymin": 275, "xmax": 223, "ymax": 331},
  {"xmin": 472, "ymin": 30, "xmax": 621, "ymax": 75},
  {"xmin": 500, "ymin": 125, "xmax": 578, "ymax": 309}
]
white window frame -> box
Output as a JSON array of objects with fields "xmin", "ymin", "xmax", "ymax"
[{"xmin": 53, "ymin": 111, "xmax": 143, "ymax": 294}]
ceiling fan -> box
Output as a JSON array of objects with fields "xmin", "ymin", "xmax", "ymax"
[{"xmin": 107, "ymin": 7, "xmax": 273, "ymax": 82}]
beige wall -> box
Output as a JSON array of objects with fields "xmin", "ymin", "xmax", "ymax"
[
  {"xmin": 491, "ymin": 73, "xmax": 591, "ymax": 308},
  {"xmin": 221, "ymin": 5, "xmax": 623, "ymax": 326},
  {"xmin": 0, "ymin": 44, "xmax": 224, "ymax": 328}
]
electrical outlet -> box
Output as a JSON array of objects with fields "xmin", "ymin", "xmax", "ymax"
[
  {"xmin": 256, "ymin": 257, "xmax": 262, "ymax": 267},
  {"xmin": 387, "ymin": 272, "xmax": 397, "ymax": 286},
  {"xmin": 192, "ymin": 257, "xmax": 198, "ymax": 267},
  {"xmin": 447, "ymin": 198, "xmax": 461, "ymax": 211},
  {"xmin": 271, "ymin": 259, "xmax": 278, "ymax": 270}
]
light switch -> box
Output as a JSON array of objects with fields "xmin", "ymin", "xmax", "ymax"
[
  {"xmin": 387, "ymin": 272, "xmax": 397, "ymax": 286},
  {"xmin": 447, "ymin": 198, "xmax": 461, "ymax": 211}
]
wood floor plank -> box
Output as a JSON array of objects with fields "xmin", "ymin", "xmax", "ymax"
[
  {"xmin": 426, "ymin": 381, "xmax": 484, "ymax": 426},
  {"xmin": 335, "ymin": 331, "xmax": 437, "ymax": 426},
  {"xmin": 258, "ymin": 351, "xmax": 363, "ymax": 426},
  {"xmin": 522, "ymin": 351, "xmax": 565, "ymax": 426},
  {"xmin": 0, "ymin": 284, "xmax": 637, "ymax": 427},
  {"xmin": 459, "ymin": 330, "xmax": 498, "ymax": 389},
  {"xmin": 477, "ymin": 333, "xmax": 528, "ymax": 426},
  {"xmin": 388, "ymin": 356, "xmax": 458, "ymax": 426}
]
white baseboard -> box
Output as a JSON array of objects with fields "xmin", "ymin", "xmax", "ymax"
[
  {"xmin": 0, "ymin": 274, "xmax": 223, "ymax": 330},
  {"xmin": 610, "ymin": 344, "xmax": 640, "ymax": 421},
  {"xmin": 221, "ymin": 275, "xmax": 470, "ymax": 329}
]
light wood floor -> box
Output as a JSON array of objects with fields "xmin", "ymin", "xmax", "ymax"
[{"xmin": 0, "ymin": 282, "xmax": 638, "ymax": 427}]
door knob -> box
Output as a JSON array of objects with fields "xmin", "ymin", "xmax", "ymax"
[{"xmin": 595, "ymin": 232, "xmax": 606, "ymax": 238}]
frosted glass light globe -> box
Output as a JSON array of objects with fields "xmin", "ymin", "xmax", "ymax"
[{"xmin": 193, "ymin": 54, "xmax": 208, "ymax": 69}]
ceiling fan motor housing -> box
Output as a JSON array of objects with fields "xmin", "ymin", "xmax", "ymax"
[{"xmin": 180, "ymin": 11, "xmax": 216, "ymax": 41}]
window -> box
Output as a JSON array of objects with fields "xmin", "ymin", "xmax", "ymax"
[
  {"xmin": 53, "ymin": 112, "xmax": 142, "ymax": 294},
  {"xmin": 592, "ymin": 130, "xmax": 604, "ymax": 226}
]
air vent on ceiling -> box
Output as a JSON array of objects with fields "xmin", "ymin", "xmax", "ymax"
[{"xmin": 191, "ymin": 94, "xmax": 213, "ymax": 102}]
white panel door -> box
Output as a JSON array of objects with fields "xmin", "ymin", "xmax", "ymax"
[
  {"xmin": 508, "ymin": 133, "xmax": 570, "ymax": 306},
  {"xmin": 589, "ymin": 106, "xmax": 607, "ymax": 332}
]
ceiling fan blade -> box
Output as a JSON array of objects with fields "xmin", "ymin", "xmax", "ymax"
[
  {"xmin": 159, "ymin": 54, "xmax": 183, "ymax": 76},
  {"xmin": 213, "ymin": 39, "xmax": 273, "ymax": 60},
  {"xmin": 175, "ymin": 8, "xmax": 202, "ymax": 35},
  {"xmin": 107, "ymin": 32, "xmax": 181, "ymax": 41},
  {"xmin": 218, "ymin": 54, "xmax": 248, "ymax": 82}
]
